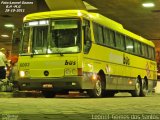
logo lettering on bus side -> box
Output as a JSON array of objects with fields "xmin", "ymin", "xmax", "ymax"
[
  {"xmin": 20, "ymin": 63, "xmax": 30, "ymax": 67},
  {"xmin": 123, "ymin": 54, "xmax": 130, "ymax": 65},
  {"xmin": 65, "ymin": 60, "xmax": 76, "ymax": 65}
]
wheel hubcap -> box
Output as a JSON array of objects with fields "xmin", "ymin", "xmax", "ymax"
[
  {"xmin": 136, "ymin": 82, "xmax": 140, "ymax": 95},
  {"xmin": 95, "ymin": 80, "xmax": 102, "ymax": 96}
]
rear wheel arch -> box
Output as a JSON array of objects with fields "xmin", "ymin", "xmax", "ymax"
[
  {"xmin": 98, "ymin": 69, "xmax": 106, "ymax": 89},
  {"xmin": 137, "ymin": 75, "xmax": 142, "ymax": 87},
  {"xmin": 87, "ymin": 69, "xmax": 106, "ymax": 98}
]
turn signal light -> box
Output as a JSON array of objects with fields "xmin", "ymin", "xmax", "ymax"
[{"xmin": 77, "ymin": 68, "xmax": 83, "ymax": 76}]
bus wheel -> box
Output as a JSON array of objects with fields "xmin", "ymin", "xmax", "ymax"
[
  {"xmin": 88, "ymin": 75, "xmax": 102, "ymax": 98},
  {"xmin": 131, "ymin": 79, "xmax": 141, "ymax": 97},
  {"xmin": 42, "ymin": 91, "xmax": 56, "ymax": 98},
  {"xmin": 140, "ymin": 79, "xmax": 148, "ymax": 97}
]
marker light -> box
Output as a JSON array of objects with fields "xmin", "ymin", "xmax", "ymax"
[
  {"xmin": 78, "ymin": 68, "xmax": 83, "ymax": 76},
  {"xmin": 92, "ymin": 74, "xmax": 97, "ymax": 80},
  {"xmin": 142, "ymin": 3, "xmax": 155, "ymax": 7},
  {"xmin": 78, "ymin": 11, "xmax": 82, "ymax": 16},
  {"xmin": 128, "ymin": 80, "xmax": 133, "ymax": 85}
]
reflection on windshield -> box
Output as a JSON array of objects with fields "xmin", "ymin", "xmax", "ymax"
[
  {"xmin": 21, "ymin": 19, "xmax": 81, "ymax": 55},
  {"xmin": 49, "ymin": 19, "xmax": 80, "ymax": 54},
  {"xmin": 33, "ymin": 26, "xmax": 48, "ymax": 54}
]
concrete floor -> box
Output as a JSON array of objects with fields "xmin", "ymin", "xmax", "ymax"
[{"xmin": 0, "ymin": 91, "xmax": 160, "ymax": 120}]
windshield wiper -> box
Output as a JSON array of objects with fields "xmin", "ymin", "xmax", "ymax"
[
  {"xmin": 55, "ymin": 48, "xmax": 64, "ymax": 56},
  {"xmin": 56, "ymin": 48, "xmax": 64, "ymax": 56}
]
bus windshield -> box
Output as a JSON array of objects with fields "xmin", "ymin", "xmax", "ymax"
[{"xmin": 21, "ymin": 19, "xmax": 81, "ymax": 55}]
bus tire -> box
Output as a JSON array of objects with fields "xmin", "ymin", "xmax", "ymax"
[
  {"xmin": 140, "ymin": 78, "xmax": 148, "ymax": 97},
  {"xmin": 131, "ymin": 78, "xmax": 141, "ymax": 97},
  {"xmin": 87, "ymin": 75, "xmax": 102, "ymax": 98},
  {"xmin": 42, "ymin": 91, "xmax": 56, "ymax": 98}
]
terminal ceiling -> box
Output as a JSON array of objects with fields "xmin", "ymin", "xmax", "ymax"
[{"xmin": 0, "ymin": 0, "xmax": 160, "ymax": 50}]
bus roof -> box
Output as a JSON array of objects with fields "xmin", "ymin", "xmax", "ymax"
[{"xmin": 23, "ymin": 10, "xmax": 155, "ymax": 47}]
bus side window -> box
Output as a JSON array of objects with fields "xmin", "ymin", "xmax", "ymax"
[
  {"xmin": 134, "ymin": 41, "xmax": 141, "ymax": 55},
  {"xmin": 148, "ymin": 46, "xmax": 155, "ymax": 60},
  {"xmin": 126, "ymin": 37, "xmax": 134, "ymax": 53},
  {"xmin": 109, "ymin": 30, "xmax": 115, "ymax": 47},
  {"xmin": 115, "ymin": 32, "xmax": 125, "ymax": 50},
  {"xmin": 93, "ymin": 22, "xmax": 104, "ymax": 45},
  {"xmin": 84, "ymin": 19, "xmax": 91, "ymax": 53},
  {"xmin": 141, "ymin": 44, "xmax": 148, "ymax": 58}
]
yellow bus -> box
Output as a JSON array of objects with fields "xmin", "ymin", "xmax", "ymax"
[{"xmin": 17, "ymin": 10, "xmax": 157, "ymax": 98}]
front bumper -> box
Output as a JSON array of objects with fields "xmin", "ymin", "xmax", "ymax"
[{"xmin": 18, "ymin": 76, "xmax": 94, "ymax": 91}]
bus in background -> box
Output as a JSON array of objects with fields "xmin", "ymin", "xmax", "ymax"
[{"xmin": 17, "ymin": 10, "xmax": 157, "ymax": 98}]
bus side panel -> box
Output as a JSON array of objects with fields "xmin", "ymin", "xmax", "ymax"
[{"xmin": 83, "ymin": 43, "xmax": 157, "ymax": 91}]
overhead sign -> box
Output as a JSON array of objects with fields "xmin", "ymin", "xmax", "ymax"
[{"xmin": 45, "ymin": 0, "xmax": 86, "ymax": 11}]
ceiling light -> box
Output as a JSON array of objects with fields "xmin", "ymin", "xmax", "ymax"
[
  {"xmin": 1, "ymin": 35, "xmax": 9, "ymax": 38},
  {"xmin": 142, "ymin": 3, "xmax": 155, "ymax": 7},
  {"xmin": 4, "ymin": 24, "xmax": 14, "ymax": 28}
]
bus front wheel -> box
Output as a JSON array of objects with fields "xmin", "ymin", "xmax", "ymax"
[{"xmin": 87, "ymin": 75, "xmax": 102, "ymax": 98}]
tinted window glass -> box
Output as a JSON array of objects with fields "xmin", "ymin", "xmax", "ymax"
[
  {"xmin": 134, "ymin": 41, "xmax": 141, "ymax": 55},
  {"xmin": 109, "ymin": 30, "xmax": 115, "ymax": 47},
  {"xmin": 148, "ymin": 46, "xmax": 155, "ymax": 60},
  {"xmin": 141, "ymin": 44, "xmax": 148, "ymax": 57},
  {"xmin": 103, "ymin": 27, "xmax": 110, "ymax": 45},
  {"xmin": 115, "ymin": 32, "xmax": 125, "ymax": 50},
  {"xmin": 93, "ymin": 23, "xmax": 103, "ymax": 44},
  {"xmin": 126, "ymin": 37, "xmax": 134, "ymax": 53}
]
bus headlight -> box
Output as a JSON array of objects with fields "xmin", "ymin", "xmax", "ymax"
[
  {"xmin": 65, "ymin": 69, "xmax": 71, "ymax": 75},
  {"xmin": 20, "ymin": 71, "xmax": 25, "ymax": 77},
  {"xmin": 65, "ymin": 68, "xmax": 77, "ymax": 75},
  {"xmin": 19, "ymin": 71, "xmax": 29, "ymax": 77}
]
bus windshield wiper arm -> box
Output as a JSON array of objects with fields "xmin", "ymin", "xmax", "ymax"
[{"xmin": 56, "ymin": 48, "xmax": 63, "ymax": 56}]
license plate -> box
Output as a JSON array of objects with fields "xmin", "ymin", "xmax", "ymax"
[{"xmin": 42, "ymin": 84, "xmax": 53, "ymax": 88}]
